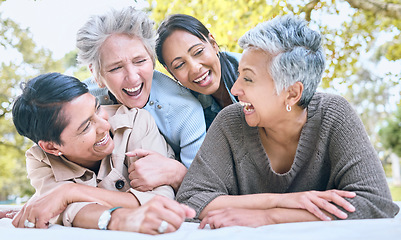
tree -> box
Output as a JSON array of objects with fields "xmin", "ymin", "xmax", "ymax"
[
  {"xmin": 0, "ymin": 3, "xmax": 77, "ymax": 200},
  {"xmin": 380, "ymin": 105, "xmax": 401, "ymax": 157}
]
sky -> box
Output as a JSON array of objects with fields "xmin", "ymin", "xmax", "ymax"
[{"xmin": 0, "ymin": 0, "xmax": 148, "ymax": 59}]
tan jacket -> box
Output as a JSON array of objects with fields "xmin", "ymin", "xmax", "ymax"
[{"xmin": 25, "ymin": 105, "xmax": 175, "ymax": 226}]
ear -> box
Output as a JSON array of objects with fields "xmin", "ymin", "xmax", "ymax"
[
  {"xmin": 286, "ymin": 82, "xmax": 304, "ymax": 107},
  {"xmin": 208, "ymin": 33, "xmax": 220, "ymax": 53},
  {"xmin": 89, "ymin": 64, "xmax": 106, "ymax": 88},
  {"xmin": 38, "ymin": 140, "xmax": 61, "ymax": 156}
]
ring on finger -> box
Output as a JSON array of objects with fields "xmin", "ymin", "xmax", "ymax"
[
  {"xmin": 157, "ymin": 220, "xmax": 168, "ymax": 234},
  {"xmin": 24, "ymin": 219, "xmax": 35, "ymax": 228}
]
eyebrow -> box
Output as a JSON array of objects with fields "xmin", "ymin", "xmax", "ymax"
[
  {"xmin": 169, "ymin": 43, "xmax": 203, "ymax": 67},
  {"xmin": 104, "ymin": 60, "xmax": 122, "ymax": 70},
  {"xmin": 77, "ymin": 98, "xmax": 99, "ymax": 131},
  {"xmin": 241, "ymin": 67, "xmax": 256, "ymax": 75}
]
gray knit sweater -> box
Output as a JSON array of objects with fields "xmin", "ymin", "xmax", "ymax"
[{"xmin": 176, "ymin": 92, "xmax": 399, "ymax": 219}]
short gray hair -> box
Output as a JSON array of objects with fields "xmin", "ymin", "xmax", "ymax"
[
  {"xmin": 76, "ymin": 7, "xmax": 156, "ymax": 80},
  {"xmin": 239, "ymin": 15, "xmax": 325, "ymax": 108}
]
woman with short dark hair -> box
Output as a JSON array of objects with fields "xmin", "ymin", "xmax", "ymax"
[{"xmin": 11, "ymin": 72, "xmax": 194, "ymax": 234}]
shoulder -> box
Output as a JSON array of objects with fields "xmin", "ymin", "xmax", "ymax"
[
  {"xmin": 26, "ymin": 145, "xmax": 46, "ymax": 160},
  {"xmin": 151, "ymin": 71, "xmax": 202, "ymax": 106},
  {"xmin": 308, "ymin": 92, "xmax": 355, "ymax": 119},
  {"xmin": 25, "ymin": 145, "xmax": 53, "ymax": 168},
  {"xmin": 82, "ymin": 77, "xmax": 113, "ymax": 105},
  {"xmin": 211, "ymin": 103, "xmax": 247, "ymax": 132}
]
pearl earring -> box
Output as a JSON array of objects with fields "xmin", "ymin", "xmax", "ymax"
[{"xmin": 58, "ymin": 152, "xmax": 63, "ymax": 156}]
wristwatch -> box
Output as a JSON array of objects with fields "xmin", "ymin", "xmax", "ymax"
[{"xmin": 98, "ymin": 206, "xmax": 122, "ymax": 230}]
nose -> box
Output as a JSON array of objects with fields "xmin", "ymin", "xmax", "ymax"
[
  {"xmin": 188, "ymin": 58, "xmax": 202, "ymax": 74},
  {"xmin": 125, "ymin": 64, "xmax": 140, "ymax": 82},
  {"xmin": 231, "ymin": 78, "xmax": 242, "ymax": 97},
  {"xmin": 95, "ymin": 110, "xmax": 111, "ymax": 134}
]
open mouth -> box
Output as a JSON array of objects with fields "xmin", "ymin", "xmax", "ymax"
[
  {"xmin": 123, "ymin": 83, "xmax": 143, "ymax": 97},
  {"xmin": 240, "ymin": 101, "xmax": 255, "ymax": 113},
  {"xmin": 94, "ymin": 133, "xmax": 110, "ymax": 147},
  {"xmin": 193, "ymin": 71, "xmax": 210, "ymax": 85}
]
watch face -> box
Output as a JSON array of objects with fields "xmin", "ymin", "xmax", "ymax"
[{"xmin": 98, "ymin": 210, "xmax": 111, "ymax": 230}]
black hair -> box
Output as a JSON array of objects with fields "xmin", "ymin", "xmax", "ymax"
[
  {"xmin": 156, "ymin": 14, "xmax": 211, "ymax": 67},
  {"xmin": 12, "ymin": 72, "xmax": 88, "ymax": 145},
  {"xmin": 156, "ymin": 14, "xmax": 239, "ymax": 99}
]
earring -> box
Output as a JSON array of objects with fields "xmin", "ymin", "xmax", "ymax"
[
  {"xmin": 58, "ymin": 152, "xmax": 63, "ymax": 156},
  {"xmin": 286, "ymin": 105, "xmax": 292, "ymax": 112}
]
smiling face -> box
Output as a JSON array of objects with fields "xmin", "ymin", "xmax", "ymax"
[
  {"xmin": 231, "ymin": 48, "xmax": 287, "ymax": 128},
  {"xmin": 161, "ymin": 30, "xmax": 221, "ymax": 95},
  {"xmin": 55, "ymin": 93, "xmax": 114, "ymax": 169},
  {"xmin": 97, "ymin": 33, "xmax": 154, "ymax": 109}
]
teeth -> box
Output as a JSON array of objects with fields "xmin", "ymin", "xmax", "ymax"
[
  {"xmin": 124, "ymin": 85, "xmax": 141, "ymax": 92},
  {"xmin": 239, "ymin": 101, "xmax": 254, "ymax": 113},
  {"xmin": 239, "ymin": 101, "xmax": 252, "ymax": 107},
  {"xmin": 193, "ymin": 71, "xmax": 209, "ymax": 83},
  {"xmin": 95, "ymin": 133, "xmax": 109, "ymax": 146}
]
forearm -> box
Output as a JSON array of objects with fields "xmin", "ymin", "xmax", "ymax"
[
  {"xmin": 199, "ymin": 194, "xmax": 280, "ymax": 219},
  {"xmin": 72, "ymin": 203, "xmax": 109, "ymax": 229},
  {"xmin": 266, "ymin": 208, "xmax": 329, "ymax": 224},
  {"xmin": 63, "ymin": 183, "xmax": 140, "ymax": 208}
]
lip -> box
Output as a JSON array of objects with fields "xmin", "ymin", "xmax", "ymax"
[
  {"xmin": 239, "ymin": 101, "xmax": 255, "ymax": 114},
  {"xmin": 94, "ymin": 132, "xmax": 110, "ymax": 147},
  {"xmin": 193, "ymin": 70, "xmax": 212, "ymax": 87},
  {"xmin": 123, "ymin": 83, "xmax": 143, "ymax": 97}
]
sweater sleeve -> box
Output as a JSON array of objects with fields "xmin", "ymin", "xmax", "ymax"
[
  {"xmin": 176, "ymin": 106, "xmax": 239, "ymax": 217},
  {"xmin": 326, "ymin": 95, "xmax": 399, "ymax": 219}
]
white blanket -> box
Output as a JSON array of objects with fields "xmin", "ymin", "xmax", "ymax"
[{"xmin": 1, "ymin": 204, "xmax": 401, "ymax": 240}]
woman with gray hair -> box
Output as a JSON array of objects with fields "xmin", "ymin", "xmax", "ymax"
[
  {"xmin": 176, "ymin": 15, "xmax": 399, "ymax": 228},
  {"xmin": 77, "ymin": 7, "xmax": 206, "ymax": 192}
]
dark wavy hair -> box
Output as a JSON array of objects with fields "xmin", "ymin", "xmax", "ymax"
[
  {"xmin": 156, "ymin": 14, "xmax": 238, "ymax": 93},
  {"xmin": 12, "ymin": 73, "xmax": 88, "ymax": 145}
]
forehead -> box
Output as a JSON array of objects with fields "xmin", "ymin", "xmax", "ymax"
[
  {"xmin": 61, "ymin": 93, "xmax": 96, "ymax": 127},
  {"xmin": 163, "ymin": 29, "xmax": 207, "ymax": 52},
  {"xmin": 239, "ymin": 48, "xmax": 271, "ymax": 73},
  {"xmin": 100, "ymin": 34, "xmax": 149, "ymax": 61}
]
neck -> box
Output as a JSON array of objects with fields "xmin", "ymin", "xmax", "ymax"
[
  {"xmin": 211, "ymin": 80, "xmax": 232, "ymax": 108},
  {"xmin": 261, "ymin": 106, "xmax": 308, "ymax": 145}
]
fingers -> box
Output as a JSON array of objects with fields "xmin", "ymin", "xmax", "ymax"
[
  {"xmin": 180, "ymin": 204, "xmax": 196, "ymax": 219},
  {"xmin": 303, "ymin": 190, "xmax": 356, "ymax": 220},
  {"xmin": 126, "ymin": 149, "xmax": 153, "ymax": 158},
  {"xmin": 12, "ymin": 209, "xmax": 23, "ymax": 227},
  {"xmin": 139, "ymin": 197, "xmax": 191, "ymax": 234},
  {"xmin": 304, "ymin": 199, "xmax": 335, "ymax": 221},
  {"xmin": 317, "ymin": 190, "xmax": 356, "ymax": 214}
]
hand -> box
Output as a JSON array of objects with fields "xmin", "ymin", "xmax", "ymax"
[
  {"xmin": 109, "ymin": 196, "xmax": 195, "ymax": 234},
  {"xmin": 127, "ymin": 149, "xmax": 187, "ymax": 191},
  {"xmin": 200, "ymin": 208, "xmax": 271, "ymax": 229},
  {"xmin": 0, "ymin": 209, "xmax": 19, "ymax": 219},
  {"xmin": 278, "ymin": 190, "xmax": 356, "ymax": 221},
  {"xmin": 12, "ymin": 183, "xmax": 73, "ymax": 228}
]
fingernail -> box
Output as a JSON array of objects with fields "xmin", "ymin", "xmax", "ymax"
[{"xmin": 339, "ymin": 211, "xmax": 348, "ymax": 219}]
